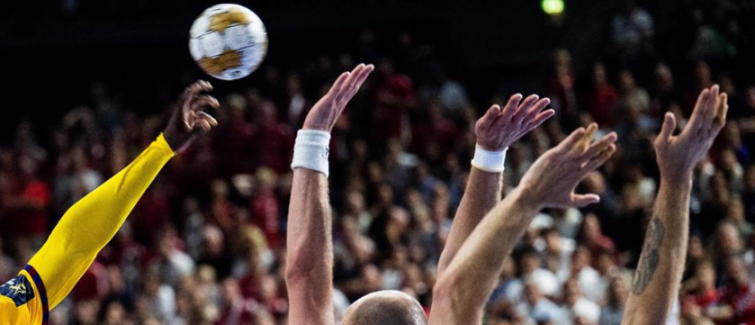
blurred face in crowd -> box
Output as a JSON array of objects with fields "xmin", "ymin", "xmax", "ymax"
[
  {"xmin": 695, "ymin": 62, "xmax": 712, "ymax": 86},
  {"xmin": 593, "ymin": 63, "xmax": 607, "ymax": 86},
  {"xmin": 596, "ymin": 250, "xmax": 615, "ymax": 274},
  {"xmin": 582, "ymin": 214, "xmax": 603, "ymax": 242},
  {"xmin": 727, "ymin": 199, "xmax": 745, "ymax": 223},
  {"xmin": 259, "ymin": 101, "xmax": 278, "ymax": 127},
  {"xmin": 717, "ymin": 223, "xmax": 742, "ymax": 254},
  {"xmin": 688, "ymin": 235, "xmax": 706, "ymax": 260},
  {"xmin": 501, "ymin": 258, "xmax": 518, "ymax": 280},
  {"xmin": 571, "ymin": 247, "xmax": 591, "ymax": 271},
  {"xmin": 608, "ymin": 277, "xmax": 629, "ymax": 307},
  {"xmin": 696, "ymin": 262, "xmax": 716, "ymax": 290},
  {"xmin": 726, "ymin": 257, "xmax": 749, "ymax": 288},
  {"xmin": 618, "ymin": 70, "xmax": 636, "ymax": 91},
  {"xmin": 747, "ymin": 87, "xmax": 755, "ymax": 109},
  {"xmin": 564, "ymin": 279, "xmax": 581, "ymax": 305},
  {"xmin": 521, "ymin": 252, "xmax": 541, "ymax": 273},
  {"xmin": 524, "ymin": 281, "xmax": 543, "ymax": 306},
  {"xmin": 655, "ymin": 64, "xmax": 673, "ymax": 90}
]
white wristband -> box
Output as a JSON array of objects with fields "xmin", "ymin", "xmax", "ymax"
[
  {"xmin": 471, "ymin": 145, "xmax": 507, "ymax": 173},
  {"xmin": 291, "ymin": 129, "xmax": 331, "ymax": 176}
]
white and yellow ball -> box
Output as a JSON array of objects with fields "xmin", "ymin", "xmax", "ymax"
[{"xmin": 189, "ymin": 4, "xmax": 268, "ymax": 81}]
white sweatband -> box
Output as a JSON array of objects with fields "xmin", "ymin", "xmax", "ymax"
[
  {"xmin": 291, "ymin": 129, "xmax": 331, "ymax": 176},
  {"xmin": 471, "ymin": 145, "xmax": 507, "ymax": 173}
]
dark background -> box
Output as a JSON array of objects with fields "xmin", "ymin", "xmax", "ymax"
[{"xmin": 3, "ymin": 0, "xmax": 741, "ymax": 141}]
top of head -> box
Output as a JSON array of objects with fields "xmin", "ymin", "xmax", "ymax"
[{"xmin": 342, "ymin": 290, "xmax": 427, "ymax": 325}]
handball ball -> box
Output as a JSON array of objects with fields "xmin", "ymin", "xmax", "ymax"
[{"xmin": 189, "ymin": 4, "xmax": 268, "ymax": 81}]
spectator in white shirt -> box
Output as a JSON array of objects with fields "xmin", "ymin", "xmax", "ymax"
[{"xmin": 563, "ymin": 278, "xmax": 601, "ymax": 325}]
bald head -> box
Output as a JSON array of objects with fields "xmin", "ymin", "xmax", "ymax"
[{"xmin": 342, "ymin": 290, "xmax": 427, "ymax": 325}]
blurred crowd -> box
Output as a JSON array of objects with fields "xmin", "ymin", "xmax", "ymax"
[{"xmin": 2, "ymin": 1, "xmax": 755, "ymax": 325}]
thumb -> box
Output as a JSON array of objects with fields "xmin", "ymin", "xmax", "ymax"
[
  {"xmin": 658, "ymin": 112, "xmax": 676, "ymax": 142},
  {"xmin": 570, "ymin": 193, "xmax": 600, "ymax": 207}
]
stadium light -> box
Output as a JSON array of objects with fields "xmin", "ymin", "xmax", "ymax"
[{"xmin": 541, "ymin": 0, "xmax": 565, "ymax": 16}]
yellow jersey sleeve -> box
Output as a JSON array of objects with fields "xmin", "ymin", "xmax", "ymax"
[
  {"xmin": 0, "ymin": 265, "xmax": 47, "ymax": 325},
  {"xmin": 20, "ymin": 134, "xmax": 174, "ymax": 316}
]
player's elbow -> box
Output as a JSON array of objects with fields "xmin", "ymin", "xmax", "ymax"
[
  {"xmin": 433, "ymin": 271, "xmax": 479, "ymax": 324},
  {"xmin": 433, "ymin": 271, "xmax": 472, "ymax": 316},
  {"xmin": 285, "ymin": 253, "xmax": 316, "ymax": 284}
]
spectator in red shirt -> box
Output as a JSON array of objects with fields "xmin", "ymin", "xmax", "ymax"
[
  {"xmin": 720, "ymin": 255, "xmax": 755, "ymax": 324},
  {"xmin": 255, "ymin": 101, "xmax": 295, "ymax": 175},
  {"xmin": 372, "ymin": 59, "xmax": 417, "ymax": 143},
  {"xmin": 683, "ymin": 260, "xmax": 722, "ymax": 310},
  {"xmin": 4, "ymin": 154, "xmax": 51, "ymax": 238}
]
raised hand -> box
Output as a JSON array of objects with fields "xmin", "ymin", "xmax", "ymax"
[
  {"xmin": 303, "ymin": 64, "xmax": 374, "ymax": 132},
  {"xmin": 655, "ymin": 85, "xmax": 728, "ymax": 182},
  {"xmin": 475, "ymin": 94, "xmax": 555, "ymax": 151},
  {"xmin": 518, "ymin": 123, "xmax": 618, "ymax": 208},
  {"xmin": 163, "ymin": 80, "xmax": 220, "ymax": 152}
]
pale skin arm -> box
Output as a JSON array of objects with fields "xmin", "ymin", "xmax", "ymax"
[
  {"xmin": 285, "ymin": 64, "xmax": 373, "ymax": 325},
  {"xmin": 622, "ymin": 86, "xmax": 728, "ymax": 325},
  {"xmin": 430, "ymin": 124, "xmax": 618, "ymax": 324},
  {"xmin": 436, "ymin": 94, "xmax": 554, "ymax": 277}
]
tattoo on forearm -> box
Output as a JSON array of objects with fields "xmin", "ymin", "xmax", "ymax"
[{"xmin": 631, "ymin": 216, "xmax": 665, "ymax": 295}]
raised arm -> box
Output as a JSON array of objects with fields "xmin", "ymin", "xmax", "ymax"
[
  {"xmin": 28, "ymin": 81, "xmax": 219, "ymax": 310},
  {"xmin": 622, "ymin": 85, "xmax": 727, "ymax": 325},
  {"xmin": 430, "ymin": 124, "xmax": 617, "ymax": 324},
  {"xmin": 436, "ymin": 94, "xmax": 553, "ymax": 277},
  {"xmin": 285, "ymin": 64, "xmax": 373, "ymax": 325}
]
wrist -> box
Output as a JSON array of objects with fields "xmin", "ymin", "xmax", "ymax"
[
  {"xmin": 660, "ymin": 171, "xmax": 694, "ymax": 188},
  {"xmin": 509, "ymin": 186, "xmax": 543, "ymax": 212},
  {"xmin": 291, "ymin": 129, "xmax": 331, "ymax": 176},
  {"xmin": 471, "ymin": 145, "xmax": 507, "ymax": 173},
  {"xmin": 660, "ymin": 169, "xmax": 694, "ymax": 185}
]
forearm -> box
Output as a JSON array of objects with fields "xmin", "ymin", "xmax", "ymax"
[
  {"xmin": 285, "ymin": 168, "xmax": 334, "ymax": 323},
  {"xmin": 623, "ymin": 176, "xmax": 691, "ymax": 325},
  {"xmin": 28, "ymin": 134, "xmax": 174, "ymax": 308},
  {"xmin": 437, "ymin": 167, "xmax": 502, "ymax": 277},
  {"xmin": 431, "ymin": 188, "xmax": 539, "ymax": 323}
]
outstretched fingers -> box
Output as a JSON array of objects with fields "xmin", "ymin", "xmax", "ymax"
[
  {"xmin": 700, "ymin": 85, "xmax": 719, "ymax": 131},
  {"xmin": 499, "ymin": 94, "xmax": 524, "ymax": 121},
  {"xmin": 688, "ymin": 88, "xmax": 710, "ymax": 130},
  {"xmin": 511, "ymin": 94, "xmax": 540, "ymax": 124},
  {"xmin": 556, "ymin": 127, "xmax": 587, "ymax": 152},
  {"xmin": 657, "ymin": 112, "xmax": 677, "ymax": 144},
  {"xmin": 574, "ymin": 123, "xmax": 598, "ymax": 152},
  {"xmin": 584, "ymin": 132, "xmax": 618, "ymax": 159},
  {"xmin": 478, "ymin": 105, "xmax": 502, "ymax": 128},
  {"xmin": 183, "ymin": 80, "xmax": 213, "ymax": 99},
  {"xmin": 713, "ymin": 92, "xmax": 729, "ymax": 131},
  {"xmin": 327, "ymin": 71, "xmax": 352, "ymax": 99},
  {"xmin": 524, "ymin": 98, "xmax": 553, "ymax": 129},
  {"xmin": 584, "ymin": 143, "xmax": 617, "ymax": 171}
]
